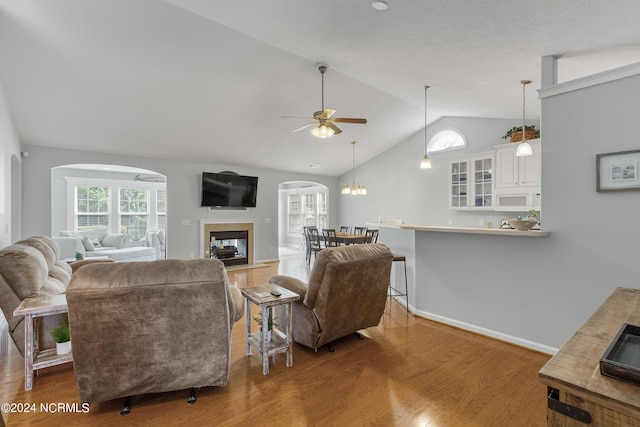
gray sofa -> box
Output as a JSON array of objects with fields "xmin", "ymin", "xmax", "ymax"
[
  {"xmin": 54, "ymin": 229, "xmax": 156, "ymax": 262},
  {"xmin": 0, "ymin": 236, "xmax": 110, "ymax": 356}
]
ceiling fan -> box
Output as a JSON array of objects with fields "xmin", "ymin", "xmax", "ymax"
[{"xmin": 282, "ymin": 64, "xmax": 367, "ymax": 138}]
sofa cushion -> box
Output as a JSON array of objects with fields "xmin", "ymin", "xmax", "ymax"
[
  {"xmin": 49, "ymin": 262, "xmax": 73, "ymax": 285},
  {"xmin": 102, "ymin": 232, "xmax": 126, "ymax": 249},
  {"xmin": 81, "ymin": 236, "xmax": 95, "ymax": 251},
  {"xmin": 0, "ymin": 244, "xmax": 47, "ymax": 299}
]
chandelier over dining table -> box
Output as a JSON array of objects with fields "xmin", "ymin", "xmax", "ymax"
[{"xmin": 341, "ymin": 141, "xmax": 367, "ymax": 195}]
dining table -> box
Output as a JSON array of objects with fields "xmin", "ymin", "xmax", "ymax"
[{"xmin": 335, "ymin": 231, "xmax": 367, "ymax": 245}]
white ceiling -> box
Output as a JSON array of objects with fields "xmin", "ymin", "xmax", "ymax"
[{"xmin": 1, "ymin": 0, "xmax": 639, "ymax": 177}]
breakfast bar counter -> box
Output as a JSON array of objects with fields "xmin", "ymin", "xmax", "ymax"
[
  {"xmin": 370, "ymin": 222, "xmax": 550, "ymax": 237},
  {"xmin": 369, "ymin": 220, "xmax": 556, "ymax": 354}
]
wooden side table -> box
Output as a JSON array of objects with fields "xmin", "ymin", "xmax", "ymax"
[
  {"xmin": 241, "ymin": 284, "xmax": 300, "ymax": 375},
  {"xmin": 539, "ymin": 287, "xmax": 640, "ymax": 426},
  {"xmin": 13, "ymin": 294, "xmax": 72, "ymax": 390}
]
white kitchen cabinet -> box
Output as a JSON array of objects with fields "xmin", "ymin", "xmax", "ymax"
[
  {"xmin": 449, "ymin": 152, "xmax": 494, "ymax": 210},
  {"xmin": 494, "ymin": 139, "xmax": 541, "ymax": 189},
  {"xmin": 494, "ymin": 139, "xmax": 541, "ymax": 211}
]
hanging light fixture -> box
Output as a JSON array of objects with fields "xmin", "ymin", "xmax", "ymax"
[
  {"xmin": 341, "ymin": 141, "xmax": 367, "ymax": 195},
  {"xmin": 310, "ymin": 123, "xmax": 335, "ymax": 138},
  {"xmin": 516, "ymin": 80, "xmax": 533, "ymax": 157},
  {"xmin": 420, "ymin": 85, "xmax": 432, "ymax": 169}
]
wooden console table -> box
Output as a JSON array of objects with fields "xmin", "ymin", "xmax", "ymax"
[
  {"xmin": 539, "ymin": 287, "xmax": 640, "ymax": 426},
  {"xmin": 13, "ymin": 294, "xmax": 72, "ymax": 390},
  {"xmin": 241, "ymin": 284, "xmax": 299, "ymax": 375}
]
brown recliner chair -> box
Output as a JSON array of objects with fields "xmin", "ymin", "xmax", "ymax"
[
  {"xmin": 66, "ymin": 258, "xmax": 244, "ymax": 408},
  {"xmin": 269, "ymin": 243, "xmax": 393, "ymax": 351}
]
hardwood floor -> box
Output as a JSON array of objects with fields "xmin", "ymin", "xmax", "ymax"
[{"xmin": 0, "ymin": 258, "xmax": 551, "ymax": 426}]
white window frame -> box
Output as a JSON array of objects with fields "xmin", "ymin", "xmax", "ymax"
[
  {"xmin": 65, "ymin": 177, "xmax": 166, "ymax": 237},
  {"xmin": 427, "ymin": 128, "xmax": 467, "ymax": 154},
  {"xmin": 284, "ymin": 187, "xmax": 328, "ymax": 235}
]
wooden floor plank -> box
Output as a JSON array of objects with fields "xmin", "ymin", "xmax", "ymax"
[{"xmin": 0, "ymin": 258, "xmax": 550, "ymax": 426}]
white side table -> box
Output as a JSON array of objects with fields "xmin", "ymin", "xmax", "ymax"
[
  {"xmin": 241, "ymin": 284, "xmax": 300, "ymax": 375},
  {"xmin": 13, "ymin": 294, "xmax": 71, "ymax": 390}
]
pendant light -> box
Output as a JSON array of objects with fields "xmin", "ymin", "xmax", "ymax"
[
  {"xmin": 420, "ymin": 85, "xmax": 432, "ymax": 169},
  {"xmin": 341, "ymin": 141, "xmax": 367, "ymax": 195},
  {"xmin": 516, "ymin": 80, "xmax": 533, "ymax": 157}
]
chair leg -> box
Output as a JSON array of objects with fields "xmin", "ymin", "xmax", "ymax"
[
  {"xmin": 120, "ymin": 396, "xmax": 132, "ymax": 416},
  {"xmin": 188, "ymin": 388, "xmax": 197, "ymax": 405},
  {"xmin": 353, "ymin": 332, "xmax": 365, "ymax": 341},
  {"xmin": 326, "ymin": 342, "xmax": 335, "ymax": 352}
]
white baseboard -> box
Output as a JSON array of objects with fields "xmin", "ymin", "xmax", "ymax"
[{"xmin": 409, "ymin": 305, "xmax": 558, "ymax": 355}]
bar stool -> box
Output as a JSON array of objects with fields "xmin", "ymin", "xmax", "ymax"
[{"xmin": 389, "ymin": 254, "xmax": 409, "ymax": 314}]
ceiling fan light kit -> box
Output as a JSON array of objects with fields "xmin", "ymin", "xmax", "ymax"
[
  {"xmin": 342, "ymin": 141, "xmax": 367, "ymax": 195},
  {"xmin": 516, "ymin": 79, "xmax": 533, "ymax": 157},
  {"xmin": 310, "ymin": 124, "xmax": 335, "ymax": 138},
  {"xmin": 283, "ymin": 64, "xmax": 367, "ymax": 139}
]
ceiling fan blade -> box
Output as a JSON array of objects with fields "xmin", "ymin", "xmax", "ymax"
[
  {"xmin": 322, "ymin": 108, "xmax": 336, "ymax": 119},
  {"xmin": 333, "ymin": 117, "xmax": 367, "ymax": 124},
  {"xmin": 282, "ymin": 115, "xmax": 314, "ymax": 120},
  {"xmin": 293, "ymin": 123, "xmax": 316, "ymax": 132},
  {"xmin": 328, "ymin": 123, "xmax": 342, "ymax": 135}
]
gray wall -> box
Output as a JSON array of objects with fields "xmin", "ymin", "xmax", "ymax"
[
  {"xmin": 0, "ymin": 79, "xmax": 21, "ymax": 248},
  {"xmin": 338, "ymin": 72, "xmax": 640, "ymax": 350},
  {"xmin": 21, "ymin": 144, "xmax": 339, "ymax": 261}
]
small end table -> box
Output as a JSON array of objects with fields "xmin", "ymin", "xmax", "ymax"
[
  {"xmin": 240, "ymin": 284, "xmax": 300, "ymax": 375},
  {"xmin": 13, "ymin": 294, "xmax": 71, "ymax": 390}
]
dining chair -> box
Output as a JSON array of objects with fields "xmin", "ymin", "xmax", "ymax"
[
  {"xmin": 307, "ymin": 228, "xmax": 324, "ymax": 264},
  {"xmin": 354, "ymin": 226, "xmax": 368, "ymax": 235},
  {"xmin": 365, "ymin": 229, "xmax": 379, "ymax": 244},
  {"xmin": 322, "ymin": 228, "xmax": 340, "ymax": 247},
  {"xmin": 339, "ymin": 226, "xmax": 352, "ymax": 234}
]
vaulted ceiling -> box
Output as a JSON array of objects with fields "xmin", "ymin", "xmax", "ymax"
[{"xmin": 1, "ymin": 0, "xmax": 639, "ymax": 176}]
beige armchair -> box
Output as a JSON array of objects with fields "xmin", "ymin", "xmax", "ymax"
[
  {"xmin": 66, "ymin": 258, "xmax": 244, "ymax": 408},
  {"xmin": 269, "ymin": 243, "xmax": 393, "ymax": 351}
]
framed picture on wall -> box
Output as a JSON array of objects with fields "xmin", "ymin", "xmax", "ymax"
[{"xmin": 596, "ymin": 149, "xmax": 640, "ymax": 192}]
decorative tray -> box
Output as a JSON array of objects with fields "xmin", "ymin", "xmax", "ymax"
[{"xmin": 600, "ymin": 323, "xmax": 640, "ymax": 385}]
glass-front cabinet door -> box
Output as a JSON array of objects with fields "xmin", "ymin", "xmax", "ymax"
[
  {"xmin": 450, "ymin": 160, "xmax": 468, "ymax": 208},
  {"xmin": 473, "ymin": 157, "xmax": 493, "ymax": 208},
  {"xmin": 450, "ymin": 152, "xmax": 494, "ymax": 210}
]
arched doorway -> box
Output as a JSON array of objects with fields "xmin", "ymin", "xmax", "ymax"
[{"xmin": 278, "ymin": 181, "xmax": 328, "ymax": 259}]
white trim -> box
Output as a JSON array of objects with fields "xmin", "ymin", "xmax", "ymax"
[
  {"xmin": 538, "ymin": 61, "xmax": 640, "ymax": 99},
  {"xmin": 412, "ymin": 307, "xmax": 558, "ymax": 355},
  {"xmin": 427, "ymin": 127, "xmax": 467, "ymax": 154}
]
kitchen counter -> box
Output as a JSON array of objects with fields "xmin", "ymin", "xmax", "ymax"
[{"xmin": 369, "ymin": 222, "xmax": 550, "ymax": 237}]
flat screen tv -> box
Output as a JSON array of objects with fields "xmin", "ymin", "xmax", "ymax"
[{"xmin": 201, "ymin": 171, "xmax": 258, "ymax": 208}]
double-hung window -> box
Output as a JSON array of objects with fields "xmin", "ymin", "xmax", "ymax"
[
  {"xmin": 75, "ymin": 185, "xmax": 110, "ymax": 231},
  {"xmin": 286, "ymin": 188, "xmax": 328, "ymax": 233},
  {"xmin": 119, "ymin": 187, "xmax": 149, "ymax": 240},
  {"xmin": 67, "ymin": 177, "xmax": 166, "ymax": 240}
]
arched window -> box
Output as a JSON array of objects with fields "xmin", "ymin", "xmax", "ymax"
[{"xmin": 427, "ymin": 128, "xmax": 467, "ymax": 154}]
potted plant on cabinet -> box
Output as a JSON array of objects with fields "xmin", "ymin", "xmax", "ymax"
[
  {"xmin": 501, "ymin": 125, "xmax": 540, "ymax": 142},
  {"xmin": 50, "ymin": 320, "xmax": 71, "ymax": 355}
]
